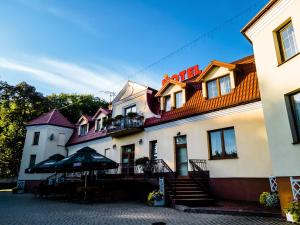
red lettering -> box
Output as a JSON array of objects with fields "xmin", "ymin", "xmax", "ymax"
[
  {"xmin": 171, "ymin": 74, "xmax": 179, "ymax": 81},
  {"xmin": 161, "ymin": 65, "xmax": 202, "ymax": 86},
  {"xmin": 179, "ymin": 70, "xmax": 186, "ymax": 81}
]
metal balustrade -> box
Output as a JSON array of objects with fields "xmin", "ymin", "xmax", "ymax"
[{"xmin": 290, "ymin": 177, "xmax": 300, "ymax": 201}]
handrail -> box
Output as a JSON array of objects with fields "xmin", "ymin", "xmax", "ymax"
[
  {"xmin": 189, "ymin": 159, "xmax": 209, "ymax": 192},
  {"xmin": 189, "ymin": 159, "xmax": 207, "ymax": 172},
  {"xmin": 155, "ymin": 159, "xmax": 177, "ymax": 201}
]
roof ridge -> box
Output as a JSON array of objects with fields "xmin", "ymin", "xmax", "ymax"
[{"xmin": 47, "ymin": 109, "xmax": 57, "ymax": 123}]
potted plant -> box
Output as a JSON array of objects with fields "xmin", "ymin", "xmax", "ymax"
[
  {"xmin": 127, "ymin": 112, "xmax": 137, "ymax": 118},
  {"xmin": 147, "ymin": 190, "xmax": 165, "ymax": 206},
  {"xmin": 114, "ymin": 115, "xmax": 124, "ymax": 120},
  {"xmin": 285, "ymin": 201, "xmax": 300, "ymax": 223},
  {"xmin": 135, "ymin": 157, "xmax": 152, "ymax": 177}
]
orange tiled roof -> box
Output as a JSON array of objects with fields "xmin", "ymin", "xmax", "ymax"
[{"xmin": 144, "ymin": 55, "xmax": 260, "ymax": 127}]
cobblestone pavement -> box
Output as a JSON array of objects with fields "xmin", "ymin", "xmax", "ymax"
[{"xmin": 0, "ymin": 192, "xmax": 289, "ymax": 225}]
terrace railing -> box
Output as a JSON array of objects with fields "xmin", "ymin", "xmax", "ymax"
[
  {"xmin": 107, "ymin": 116, "xmax": 144, "ymax": 132},
  {"xmin": 189, "ymin": 159, "xmax": 209, "ymax": 192}
]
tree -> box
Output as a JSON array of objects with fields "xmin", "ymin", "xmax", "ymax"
[
  {"xmin": 0, "ymin": 81, "xmax": 48, "ymax": 177},
  {"xmin": 46, "ymin": 93, "xmax": 108, "ymax": 123},
  {"xmin": 0, "ymin": 81, "xmax": 108, "ymax": 177}
]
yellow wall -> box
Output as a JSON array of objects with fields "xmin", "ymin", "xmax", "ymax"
[
  {"xmin": 68, "ymin": 102, "xmax": 272, "ymax": 178},
  {"xmin": 245, "ymin": 0, "xmax": 300, "ymax": 176}
]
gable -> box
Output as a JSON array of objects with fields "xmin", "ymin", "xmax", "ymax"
[
  {"xmin": 204, "ymin": 66, "xmax": 231, "ymax": 81},
  {"xmin": 113, "ymin": 81, "xmax": 148, "ymax": 103}
]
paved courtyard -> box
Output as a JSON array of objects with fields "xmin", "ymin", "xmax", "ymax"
[{"xmin": 0, "ymin": 192, "xmax": 290, "ymax": 225}]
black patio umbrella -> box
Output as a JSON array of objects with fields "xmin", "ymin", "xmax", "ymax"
[
  {"xmin": 25, "ymin": 154, "xmax": 65, "ymax": 174},
  {"xmin": 54, "ymin": 147, "xmax": 118, "ymax": 200},
  {"xmin": 54, "ymin": 147, "xmax": 118, "ymax": 172}
]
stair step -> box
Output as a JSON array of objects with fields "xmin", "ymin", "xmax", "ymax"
[
  {"xmin": 170, "ymin": 194, "xmax": 209, "ymax": 199},
  {"xmin": 174, "ymin": 198, "xmax": 215, "ymax": 207}
]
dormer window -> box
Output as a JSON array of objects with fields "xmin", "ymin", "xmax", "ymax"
[
  {"xmin": 164, "ymin": 95, "xmax": 171, "ymax": 111},
  {"xmin": 175, "ymin": 91, "xmax": 183, "ymax": 108},
  {"xmin": 207, "ymin": 75, "xmax": 231, "ymax": 99},
  {"xmin": 79, "ymin": 124, "xmax": 88, "ymax": 136},
  {"xmin": 95, "ymin": 119, "xmax": 102, "ymax": 131}
]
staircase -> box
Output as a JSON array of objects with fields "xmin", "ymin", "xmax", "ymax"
[
  {"xmin": 155, "ymin": 159, "xmax": 214, "ymax": 207},
  {"xmin": 167, "ymin": 177, "xmax": 214, "ymax": 207}
]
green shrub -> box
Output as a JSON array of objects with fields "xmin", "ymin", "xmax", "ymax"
[
  {"xmin": 135, "ymin": 157, "xmax": 150, "ymax": 166},
  {"xmin": 265, "ymin": 193, "xmax": 279, "ymax": 208},
  {"xmin": 259, "ymin": 192, "xmax": 270, "ymax": 206},
  {"xmin": 285, "ymin": 201, "xmax": 300, "ymax": 223},
  {"xmin": 12, "ymin": 187, "xmax": 18, "ymax": 194}
]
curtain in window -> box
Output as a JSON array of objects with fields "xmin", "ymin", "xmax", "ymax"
[
  {"xmin": 220, "ymin": 76, "xmax": 231, "ymax": 95},
  {"xmin": 292, "ymin": 92, "xmax": 300, "ymax": 135},
  {"xmin": 207, "ymin": 80, "xmax": 218, "ymax": 99},
  {"xmin": 165, "ymin": 96, "xmax": 171, "ymax": 111},
  {"xmin": 175, "ymin": 92, "xmax": 183, "ymax": 108},
  {"xmin": 223, "ymin": 129, "xmax": 237, "ymax": 156},
  {"xmin": 210, "ymin": 131, "xmax": 222, "ymax": 157}
]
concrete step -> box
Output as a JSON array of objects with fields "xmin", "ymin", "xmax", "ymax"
[{"xmin": 174, "ymin": 198, "xmax": 215, "ymax": 207}]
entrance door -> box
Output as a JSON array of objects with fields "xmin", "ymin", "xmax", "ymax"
[
  {"xmin": 175, "ymin": 135, "xmax": 188, "ymax": 176},
  {"xmin": 121, "ymin": 144, "xmax": 135, "ymax": 175}
]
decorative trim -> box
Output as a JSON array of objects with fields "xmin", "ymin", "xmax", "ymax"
[
  {"xmin": 145, "ymin": 101, "xmax": 263, "ymax": 131},
  {"xmin": 246, "ymin": 0, "xmax": 294, "ymax": 40}
]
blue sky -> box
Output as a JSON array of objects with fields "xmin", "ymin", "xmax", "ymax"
[{"xmin": 0, "ymin": 0, "xmax": 268, "ymax": 101}]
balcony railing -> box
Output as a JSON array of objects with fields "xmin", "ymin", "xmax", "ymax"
[{"xmin": 107, "ymin": 116, "xmax": 144, "ymax": 137}]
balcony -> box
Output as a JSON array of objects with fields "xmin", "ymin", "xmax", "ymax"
[{"xmin": 107, "ymin": 115, "xmax": 144, "ymax": 137}]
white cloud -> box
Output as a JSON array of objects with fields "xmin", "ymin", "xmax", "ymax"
[{"xmin": 0, "ymin": 55, "xmax": 160, "ymax": 100}]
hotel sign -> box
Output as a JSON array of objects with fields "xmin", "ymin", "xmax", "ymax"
[{"xmin": 162, "ymin": 65, "xmax": 202, "ymax": 86}]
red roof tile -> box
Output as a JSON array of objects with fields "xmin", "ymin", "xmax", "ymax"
[
  {"xmin": 26, "ymin": 109, "xmax": 75, "ymax": 129},
  {"xmin": 144, "ymin": 55, "xmax": 260, "ymax": 127},
  {"xmin": 67, "ymin": 127, "xmax": 108, "ymax": 146}
]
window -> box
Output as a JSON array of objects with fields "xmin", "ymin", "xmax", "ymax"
[
  {"xmin": 32, "ymin": 132, "xmax": 40, "ymax": 145},
  {"xmin": 277, "ymin": 22, "xmax": 298, "ymax": 62},
  {"xmin": 124, "ymin": 105, "xmax": 137, "ymax": 116},
  {"xmin": 175, "ymin": 91, "xmax": 183, "ymax": 108},
  {"xmin": 208, "ymin": 127, "xmax": 237, "ymax": 159},
  {"xmin": 207, "ymin": 75, "xmax": 231, "ymax": 99},
  {"xmin": 164, "ymin": 95, "xmax": 171, "ymax": 111},
  {"xmin": 286, "ymin": 90, "xmax": 300, "ymax": 143},
  {"xmin": 29, "ymin": 155, "xmax": 36, "ymax": 168},
  {"xmin": 95, "ymin": 119, "xmax": 102, "ymax": 131},
  {"xmin": 149, "ymin": 140, "xmax": 158, "ymax": 161},
  {"xmin": 57, "ymin": 133, "xmax": 65, "ymax": 146},
  {"xmin": 80, "ymin": 124, "xmax": 88, "ymax": 136}
]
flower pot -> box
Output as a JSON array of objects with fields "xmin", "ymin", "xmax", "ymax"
[
  {"xmin": 154, "ymin": 199, "xmax": 165, "ymax": 206},
  {"xmin": 286, "ymin": 213, "xmax": 296, "ymax": 223}
]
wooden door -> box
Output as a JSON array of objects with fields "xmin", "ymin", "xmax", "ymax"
[{"xmin": 121, "ymin": 145, "xmax": 135, "ymax": 175}]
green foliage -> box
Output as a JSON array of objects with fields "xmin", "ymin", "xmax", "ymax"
[
  {"xmin": 259, "ymin": 192, "xmax": 270, "ymax": 206},
  {"xmin": 285, "ymin": 201, "xmax": 300, "ymax": 223},
  {"xmin": 147, "ymin": 190, "xmax": 164, "ymax": 205},
  {"xmin": 259, "ymin": 192, "xmax": 279, "ymax": 208},
  {"xmin": 46, "ymin": 93, "xmax": 108, "ymax": 124},
  {"xmin": 127, "ymin": 112, "xmax": 137, "ymax": 118},
  {"xmin": 0, "ymin": 81, "xmax": 108, "ymax": 178},
  {"xmin": 135, "ymin": 157, "xmax": 150, "ymax": 166}
]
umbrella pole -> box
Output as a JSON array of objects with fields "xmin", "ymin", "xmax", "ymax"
[
  {"xmin": 84, "ymin": 171, "xmax": 87, "ymax": 201},
  {"xmin": 54, "ymin": 172, "xmax": 57, "ymax": 184}
]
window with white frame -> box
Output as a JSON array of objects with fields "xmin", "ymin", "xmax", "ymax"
[
  {"xmin": 79, "ymin": 124, "xmax": 88, "ymax": 136},
  {"xmin": 95, "ymin": 118, "xmax": 102, "ymax": 131},
  {"xmin": 175, "ymin": 91, "xmax": 183, "ymax": 108},
  {"xmin": 277, "ymin": 21, "xmax": 298, "ymax": 62},
  {"xmin": 164, "ymin": 95, "xmax": 171, "ymax": 111},
  {"xmin": 207, "ymin": 75, "xmax": 231, "ymax": 99}
]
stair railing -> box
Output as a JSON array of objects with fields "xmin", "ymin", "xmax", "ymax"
[
  {"xmin": 189, "ymin": 159, "xmax": 209, "ymax": 192},
  {"xmin": 154, "ymin": 159, "xmax": 177, "ymax": 201}
]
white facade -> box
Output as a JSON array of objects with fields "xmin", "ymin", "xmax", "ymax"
[
  {"xmin": 243, "ymin": 0, "xmax": 300, "ymax": 176},
  {"xmin": 18, "ymin": 125, "xmax": 73, "ymax": 180}
]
